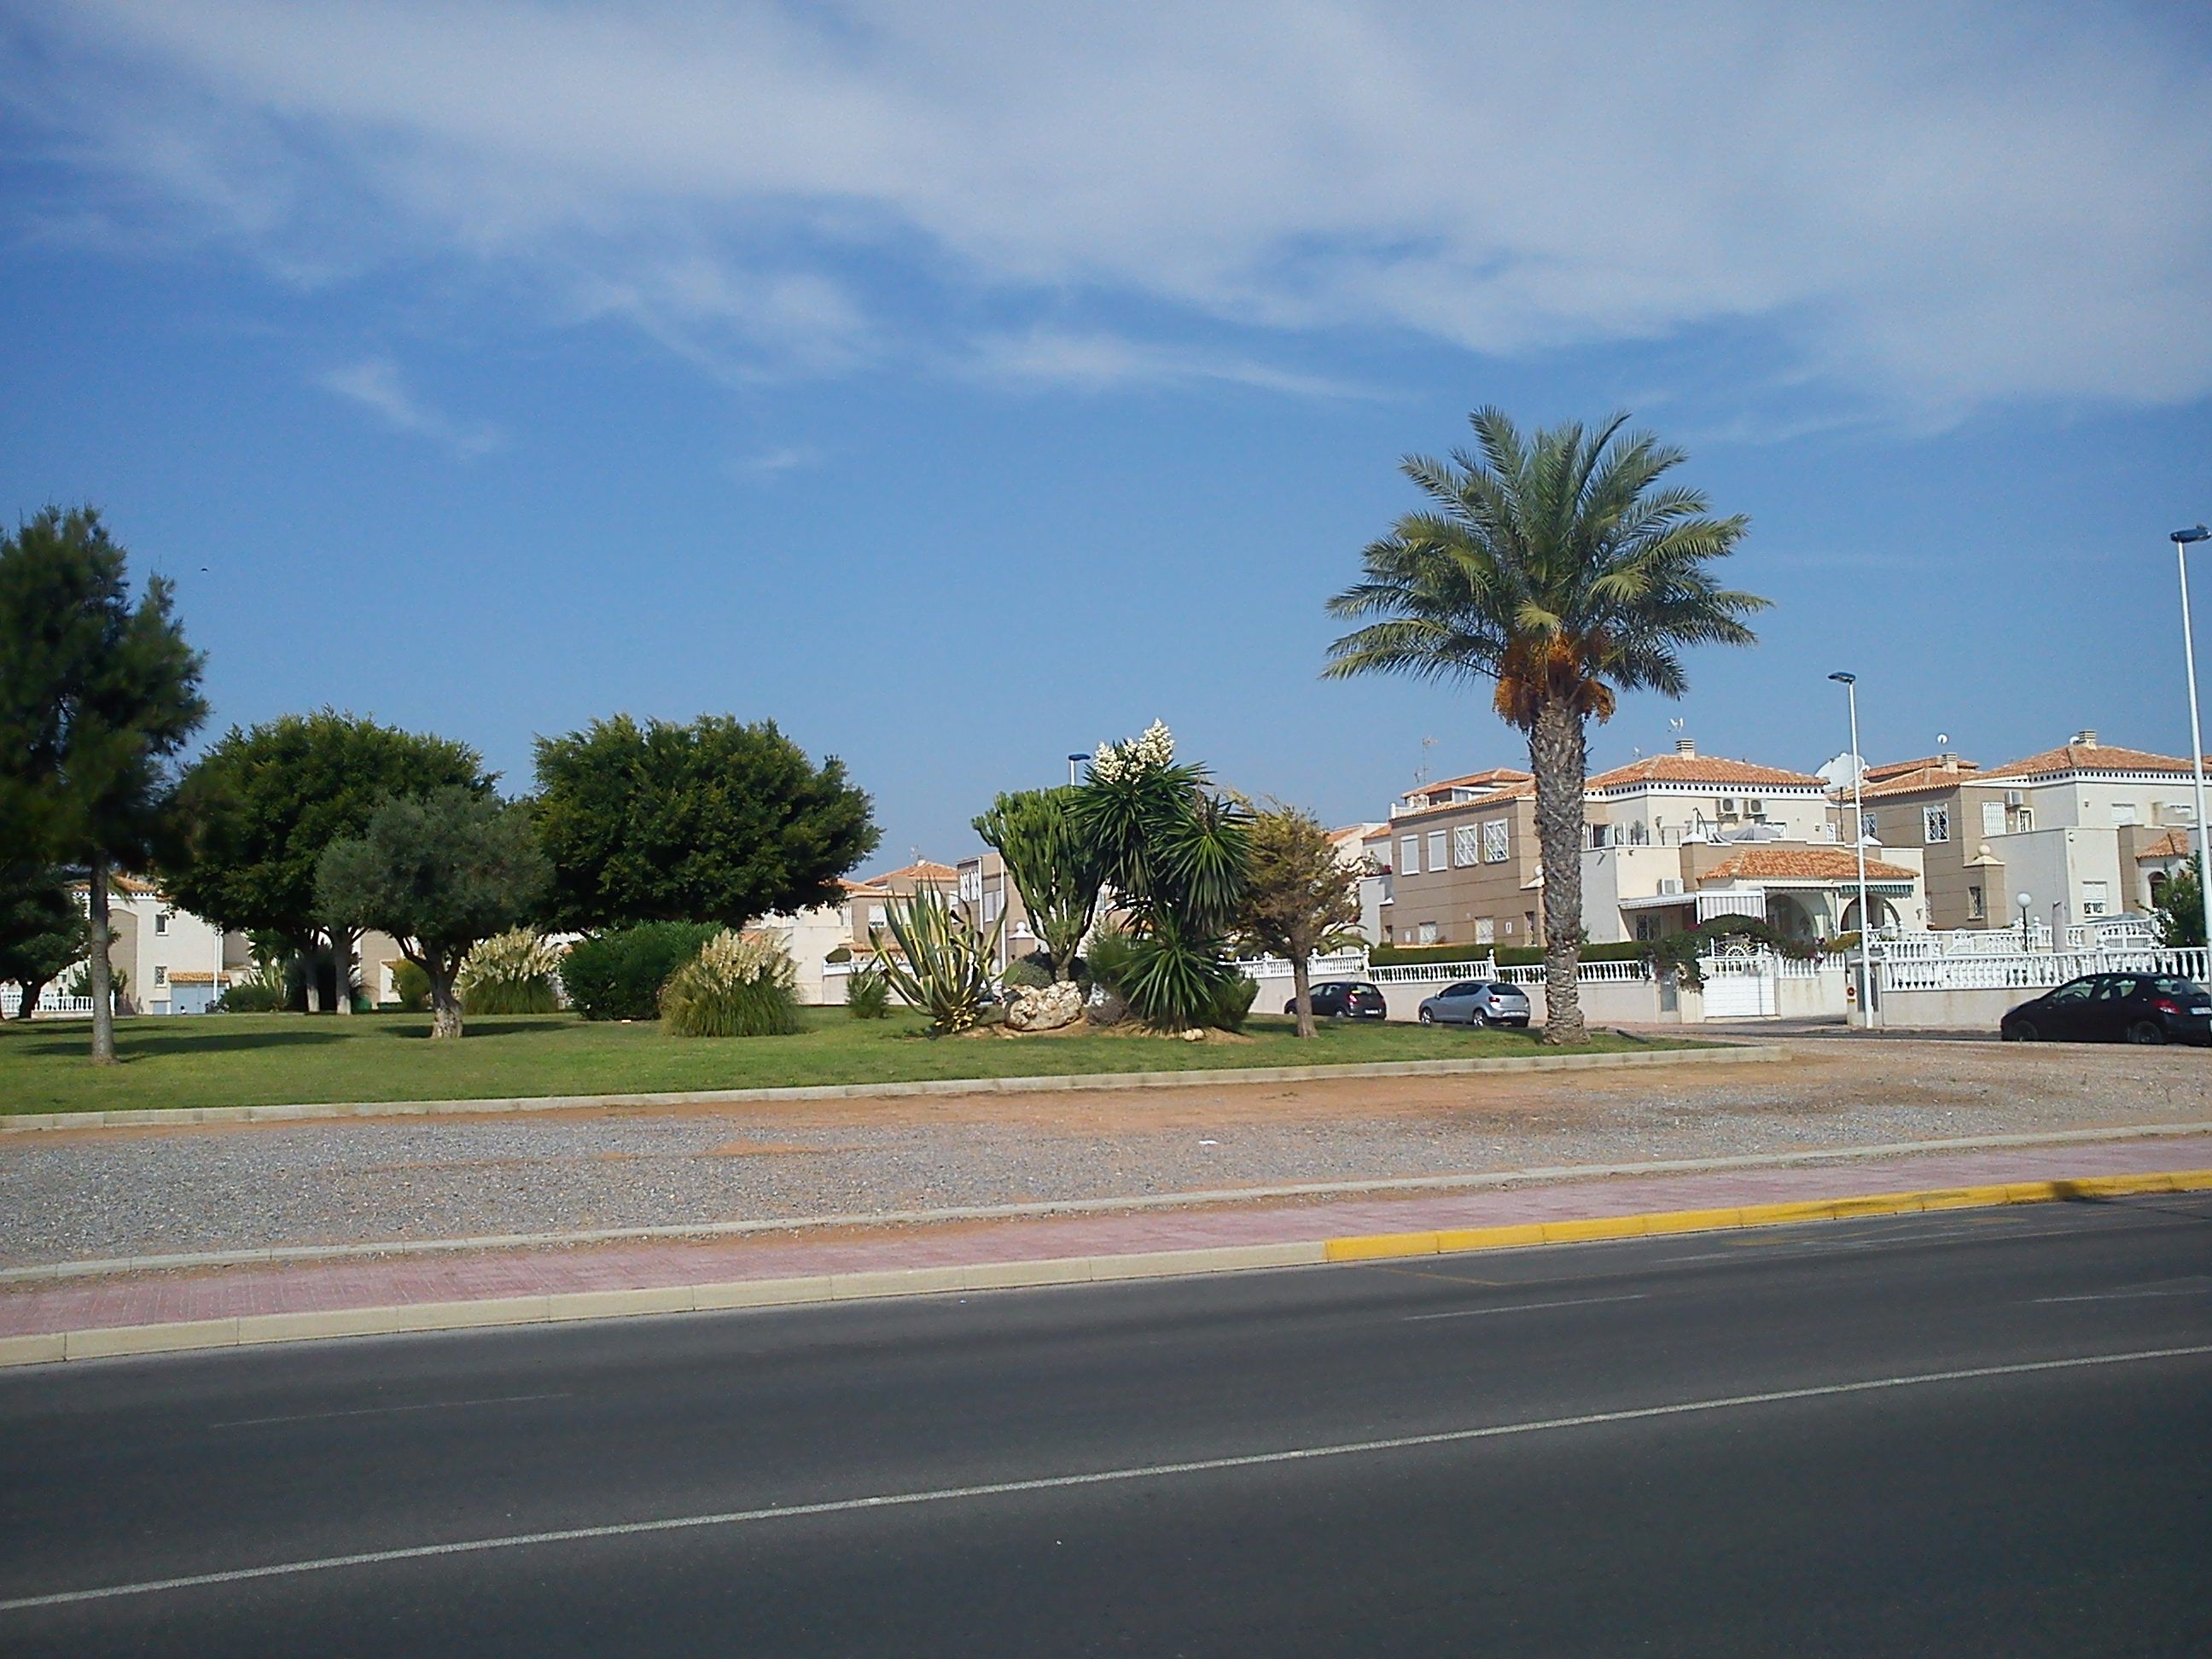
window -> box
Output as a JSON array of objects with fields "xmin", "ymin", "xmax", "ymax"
[
  {"xmin": 1482, "ymin": 820, "xmax": 1510, "ymax": 863},
  {"xmin": 2112, "ymin": 802, "xmax": 2138, "ymax": 826},
  {"xmin": 154, "ymin": 911, "xmax": 170, "ymax": 935},
  {"xmin": 1427, "ymin": 830, "xmax": 1447, "ymax": 872},
  {"xmin": 1474, "ymin": 917, "xmax": 1496, "ymax": 945},
  {"xmin": 2082, "ymin": 881, "xmax": 2110, "ymax": 917},
  {"xmin": 867, "ymin": 903, "xmax": 886, "ymax": 928},
  {"xmin": 1981, "ymin": 800, "xmax": 2004, "ymax": 838},
  {"xmin": 1923, "ymin": 806, "xmax": 1950, "ymax": 843},
  {"xmin": 1417, "ymin": 921, "xmax": 1438, "ymax": 946},
  {"xmin": 984, "ymin": 891, "xmax": 1002, "ymax": 923},
  {"xmin": 1968, "ymin": 885, "xmax": 1985, "ymax": 920},
  {"xmin": 2093, "ymin": 976, "xmax": 2139, "ymax": 1002},
  {"xmin": 153, "ymin": 965, "xmax": 167, "ymax": 985},
  {"xmin": 1453, "ymin": 825, "xmax": 1480, "ymax": 867},
  {"xmin": 2048, "ymin": 978, "xmax": 2096, "ymax": 1005},
  {"xmin": 1400, "ymin": 835, "xmax": 1420, "ymax": 876},
  {"xmin": 1858, "ymin": 812, "xmax": 1878, "ymax": 843}
]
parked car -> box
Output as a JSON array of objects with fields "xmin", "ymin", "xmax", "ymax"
[
  {"xmin": 1284, "ymin": 981, "xmax": 1388, "ymax": 1021},
  {"xmin": 2000, "ymin": 973, "xmax": 2212, "ymax": 1045},
  {"xmin": 1416, "ymin": 980, "xmax": 1532, "ymax": 1028}
]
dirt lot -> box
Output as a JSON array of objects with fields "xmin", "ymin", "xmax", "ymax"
[{"xmin": 4, "ymin": 1041, "xmax": 2206, "ymax": 1268}]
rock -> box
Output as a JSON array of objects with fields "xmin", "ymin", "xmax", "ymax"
[
  {"xmin": 1179, "ymin": 1027, "xmax": 1205, "ymax": 1042},
  {"xmin": 1085, "ymin": 987, "xmax": 1129, "ymax": 1027},
  {"xmin": 1005, "ymin": 979, "xmax": 1084, "ymax": 1033}
]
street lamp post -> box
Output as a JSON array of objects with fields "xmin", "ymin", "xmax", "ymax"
[
  {"xmin": 2017, "ymin": 891, "xmax": 2034, "ymax": 952},
  {"xmin": 1829, "ymin": 672, "xmax": 1873, "ymax": 1025},
  {"xmin": 2172, "ymin": 526, "xmax": 2212, "ymax": 957}
]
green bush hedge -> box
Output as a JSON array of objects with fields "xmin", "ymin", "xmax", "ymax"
[{"xmin": 563, "ymin": 922, "xmax": 723, "ymax": 1021}]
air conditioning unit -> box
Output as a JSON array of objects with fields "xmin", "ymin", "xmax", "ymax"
[
  {"xmin": 2005, "ymin": 789, "xmax": 2025, "ymax": 807},
  {"xmin": 1657, "ymin": 877, "xmax": 1683, "ymax": 895},
  {"xmin": 1719, "ymin": 796, "xmax": 1738, "ymax": 814},
  {"xmin": 1745, "ymin": 798, "xmax": 1766, "ymax": 817}
]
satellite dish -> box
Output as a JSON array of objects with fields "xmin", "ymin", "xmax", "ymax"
[{"xmin": 1936, "ymin": 732, "xmax": 1950, "ymax": 746}]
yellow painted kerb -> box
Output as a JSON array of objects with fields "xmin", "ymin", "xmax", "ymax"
[{"xmin": 1321, "ymin": 1168, "xmax": 2212, "ymax": 1265}]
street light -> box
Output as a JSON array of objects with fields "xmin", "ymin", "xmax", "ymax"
[
  {"xmin": 2173, "ymin": 525, "xmax": 2212, "ymax": 957},
  {"xmin": 1829, "ymin": 672, "xmax": 1873, "ymax": 1025},
  {"xmin": 2016, "ymin": 891, "xmax": 2034, "ymax": 952}
]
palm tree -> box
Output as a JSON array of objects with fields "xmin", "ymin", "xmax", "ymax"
[{"xmin": 1324, "ymin": 408, "xmax": 1766, "ymax": 1042}]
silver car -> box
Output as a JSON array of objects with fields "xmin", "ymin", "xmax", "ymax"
[{"xmin": 1417, "ymin": 980, "xmax": 1532, "ymax": 1027}]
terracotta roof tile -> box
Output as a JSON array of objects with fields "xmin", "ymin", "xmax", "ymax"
[
  {"xmin": 1854, "ymin": 760, "xmax": 1982, "ymax": 800},
  {"xmin": 1980, "ymin": 742, "xmax": 2196, "ymax": 780},
  {"xmin": 1702, "ymin": 847, "xmax": 1918, "ymax": 883},
  {"xmin": 1586, "ymin": 754, "xmax": 1826, "ymax": 790},
  {"xmin": 2136, "ymin": 830, "xmax": 2192, "ymax": 861}
]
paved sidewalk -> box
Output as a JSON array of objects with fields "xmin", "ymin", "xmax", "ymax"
[{"xmin": 5, "ymin": 1132, "xmax": 2206, "ymax": 1345}]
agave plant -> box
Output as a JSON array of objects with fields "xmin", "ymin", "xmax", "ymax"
[{"xmin": 870, "ymin": 885, "xmax": 1002, "ymax": 1035}]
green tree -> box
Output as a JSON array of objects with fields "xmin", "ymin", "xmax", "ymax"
[
  {"xmin": 1233, "ymin": 803, "xmax": 1364, "ymax": 1039},
  {"xmin": 0, "ymin": 507, "xmax": 206, "ymax": 1062},
  {"xmin": 533, "ymin": 714, "xmax": 879, "ymax": 930},
  {"xmin": 973, "ymin": 788, "xmax": 1107, "ymax": 981},
  {"xmin": 164, "ymin": 711, "xmax": 492, "ymax": 1013},
  {"xmin": 1070, "ymin": 723, "xmax": 1251, "ymax": 1030},
  {"xmin": 2154, "ymin": 864, "xmax": 2205, "ymax": 949},
  {"xmin": 0, "ymin": 863, "xmax": 88, "ymax": 1021},
  {"xmin": 1324, "ymin": 409, "xmax": 1764, "ymax": 1043},
  {"xmin": 315, "ymin": 788, "xmax": 550, "ymax": 1039}
]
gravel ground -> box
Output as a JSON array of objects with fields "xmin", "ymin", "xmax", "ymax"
[{"xmin": 3, "ymin": 1042, "xmax": 2207, "ymax": 1266}]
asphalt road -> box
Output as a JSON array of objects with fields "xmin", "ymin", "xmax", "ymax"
[{"xmin": 3, "ymin": 1196, "xmax": 2208, "ymax": 1656}]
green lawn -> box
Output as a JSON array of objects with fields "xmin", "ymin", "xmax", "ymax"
[{"xmin": 0, "ymin": 1010, "xmax": 1685, "ymax": 1116}]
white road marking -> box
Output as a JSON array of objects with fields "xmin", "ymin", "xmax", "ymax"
[
  {"xmin": 209, "ymin": 1393, "xmax": 572, "ymax": 1430},
  {"xmin": 1403, "ymin": 1294, "xmax": 1646, "ymax": 1322},
  {"xmin": 6, "ymin": 1342, "xmax": 2207, "ymax": 1615},
  {"xmin": 2033, "ymin": 1284, "xmax": 2212, "ymax": 1306}
]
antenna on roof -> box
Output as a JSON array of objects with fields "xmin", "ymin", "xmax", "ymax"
[{"xmin": 1414, "ymin": 735, "xmax": 1435, "ymax": 787}]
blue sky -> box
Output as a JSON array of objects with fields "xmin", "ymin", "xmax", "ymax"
[{"xmin": 3, "ymin": 2, "xmax": 2209, "ymax": 866}]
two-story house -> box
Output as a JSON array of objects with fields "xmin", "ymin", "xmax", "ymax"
[{"xmin": 1851, "ymin": 732, "xmax": 2202, "ymax": 933}]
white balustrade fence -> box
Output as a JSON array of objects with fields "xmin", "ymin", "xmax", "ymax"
[
  {"xmin": 1874, "ymin": 946, "xmax": 2210, "ymax": 993},
  {"xmin": 1237, "ymin": 952, "xmax": 1374, "ymax": 982},
  {"xmin": 0, "ymin": 987, "xmax": 98, "ymax": 1019}
]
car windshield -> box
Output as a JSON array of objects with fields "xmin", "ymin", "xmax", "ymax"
[
  {"xmin": 2147, "ymin": 977, "xmax": 2204, "ymax": 998},
  {"xmin": 1353, "ymin": 983, "xmax": 1379, "ymax": 996},
  {"xmin": 1487, "ymin": 983, "xmax": 1522, "ymax": 997}
]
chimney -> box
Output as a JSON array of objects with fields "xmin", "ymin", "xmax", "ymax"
[
  {"xmin": 1674, "ymin": 737, "xmax": 1696, "ymax": 756},
  {"xmin": 1940, "ymin": 753, "xmax": 1959, "ymax": 772},
  {"xmin": 2072, "ymin": 729, "xmax": 2098, "ymax": 748}
]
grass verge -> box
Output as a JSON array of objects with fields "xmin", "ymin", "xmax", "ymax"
[{"xmin": 0, "ymin": 1010, "xmax": 1690, "ymax": 1116}]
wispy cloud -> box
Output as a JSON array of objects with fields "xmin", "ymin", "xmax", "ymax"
[
  {"xmin": 15, "ymin": 2, "xmax": 2212, "ymax": 416},
  {"xmin": 964, "ymin": 327, "xmax": 1372, "ymax": 399},
  {"xmin": 317, "ymin": 358, "xmax": 501, "ymax": 456},
  {"xmin": 726, "ymin": 444, "xmax": 821, "ymax": 480}
]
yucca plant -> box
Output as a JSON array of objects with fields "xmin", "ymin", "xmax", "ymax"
[
  {"xmin": 845, "ymin": 963, "xmax": 891, "ymax": 1020},
  {"xmin": 457, "ymin": 928, "xmax": 564, "ymax": 1015},
  {"xmin": 660, "ymin": 929, "xmax": 802, "ymax": 1037},
  {"xmin": 870, "ymin": 886, "xmax": 1002, "ymax": 1035}
]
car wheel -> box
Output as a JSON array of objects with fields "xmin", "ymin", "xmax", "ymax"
[
  {"xmin": 1284, "ymin": 1002, "xmax": 1296, "ymax": 1016},
  {"xmin": 1469, "ymin": 1010, "xmax": 1488, "ymax": 1028},
  {"xmin": 2004, "ymin": 1020, "xmax": 2036, "ymax": 1043},
  {"xmin": 2127, "ymin": 1020, "xmax": 2166, "ymax": 1046},
  {"xmin": 1417, "ymin": 1008, "xmax": 1433, "ymax": 1023}
]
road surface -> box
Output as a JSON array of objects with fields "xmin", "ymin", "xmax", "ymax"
[{"xmin": 3, "ymin": 1195, "xmax": 2208, "ymax": 1654}]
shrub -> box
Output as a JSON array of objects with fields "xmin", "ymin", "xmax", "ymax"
[
  {"xmin": 393, "ymin": 961, "xmax": 431, "ymax": 1012},
  {"xmin": 661, "ymin": 930, "xmax": 802, "ymax": 1038},
  {"xmin": 213, "ymin": 964, "xmax": 286, "ymax": 1013},
  {"xmin": 562, "ymin": 922, "xmax": 722, "ymax": 1021},
  {"xmin": 1084, "ymin": 926, "xmax": 1136, "ymax": 995},
  {"xmin": 457, "ymin": 928, "xmax": 563, "ymax": 1015},
  {"xmin": 1116, "ymin": 924, "xmax": 1243, "ymax": 1033},
  {"xmin": 870, "ymin": 887, "xmax": 1001, "ymax": 1035},
  {"xmin": 1000, "ymin": 954, "xmax": 1053, "ymax": 991},
  {"xmin": 1208, "ymin": 971, "xmax": 1258, "ymax": 1032},
  {"xmin": 845, "ymin": 964, "xmax": 891, "ymax": 1020}
]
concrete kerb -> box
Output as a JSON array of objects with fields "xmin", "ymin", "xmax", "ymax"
[
  {"xmin": 0, "ymin": 1041, "xmax": 1778, "ymax": 1134},
  {"xmin": 5, "ymin": 1167, "xmax": 2206, "ymax": 1371}
]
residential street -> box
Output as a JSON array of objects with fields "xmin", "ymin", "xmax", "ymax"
[{"xmin": 3, "ymin": 1195, "xmax": 2207, "ymax": 1655}]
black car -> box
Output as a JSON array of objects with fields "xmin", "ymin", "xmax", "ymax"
[
  {"xmin": 2000, "ymin": 973, "xmax": 2212, "ymax": 1045},
  {"xmin": 1285, "ymin": 980, "xmax": 1388, "ymax": 1021}
]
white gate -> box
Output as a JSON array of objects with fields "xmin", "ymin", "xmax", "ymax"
[{"xmin": 1700, "ymin": 951, "xmax": 1776, "ymax": 1018}]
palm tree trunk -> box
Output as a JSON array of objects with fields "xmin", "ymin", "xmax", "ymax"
[
  {"xmin": 331, "ymin": 926, "xmax": 356, "ymax": 1015},
  {"xmin": 88, "ymin": 856, "xmax": 117, "ymax": 1064},
  {"xmin": 1528, "ymin": 699, "xmax": 1588, "ymax": 1044}
]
